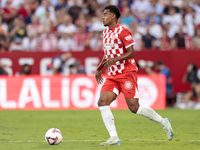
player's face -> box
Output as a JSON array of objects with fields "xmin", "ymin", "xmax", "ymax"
[{"xmin": 102, "ymin": 9, "xmax": 113, "ymax": 26}]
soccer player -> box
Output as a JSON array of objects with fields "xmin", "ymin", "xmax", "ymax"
[{"xmin": 95, "ymin": 5, "xmax": 174, "ymax": 146}]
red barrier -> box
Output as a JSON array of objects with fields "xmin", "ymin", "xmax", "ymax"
[
  {"xmin": 0, "ymin": 75, "xmax": 166, "ymax": 110},
  {"xmin": 0, "ymin": 50, "xmax": 199, "ymax": 93}
]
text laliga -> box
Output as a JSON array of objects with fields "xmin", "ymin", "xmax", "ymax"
[{"xmin": 0, "ymin": 77, "xmax": 103, "ymax": 109}]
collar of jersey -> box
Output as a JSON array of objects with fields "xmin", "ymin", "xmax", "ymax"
[{"xmin": 108, "ymin": 24, "xmax": 120, "ymax": 31}]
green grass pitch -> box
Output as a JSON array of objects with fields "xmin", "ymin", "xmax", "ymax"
[{"xmin": 0, "ymin": 109, "xmax": 200, "ymax": 150}]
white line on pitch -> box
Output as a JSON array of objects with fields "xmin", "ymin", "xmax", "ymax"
[{"xmin": 0, "ymin": 139, "xmax": 199, "ymax": 143}]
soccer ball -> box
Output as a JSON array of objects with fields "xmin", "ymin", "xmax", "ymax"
[{"xmin": 45, "ymin": 128, "xmax": 63, "ymax": 145}]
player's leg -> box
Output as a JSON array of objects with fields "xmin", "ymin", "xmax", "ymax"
[
  {"xmin": 125, "ymin": 97, "xmax": 165, "ymax": 125},
  {"xmin": 121, "ymin": 72, "xmax": 173, "ymax": 141},
  {"xmin": 98, "ymin": 91, "xmax": 118, "ymax": 138},
  {"xmin": 121, "ymin": 72, "xmax": 166, "ymax": 126},
  {"xmin": 98, "ymin": 91, "xmax": 121, "ymax": 146},
  {"xmin": 125, "ymin": 97, "xmax": 174, "ymax": 141}
]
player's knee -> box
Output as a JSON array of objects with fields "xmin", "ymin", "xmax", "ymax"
[
  {"xmin": 98, "ymin": 99, "xmax": 108, "ymax": 107},
  {"xmin": 128, "ymin": 104, "xmax": 139, "ymax": 114},
  {"xmin": 129, "ymin": 107, "xmax": 137, "ymax": 113}
]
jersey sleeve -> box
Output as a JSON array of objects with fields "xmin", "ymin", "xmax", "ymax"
[{"xmin": 119, "ymin": 28, "xmax": 135, "ymax": 49}]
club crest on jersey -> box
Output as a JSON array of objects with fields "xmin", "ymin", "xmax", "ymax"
[
  {"xmin": 112, "ymin": 35, "xmax": 116, "ymax": 40},
  {"xmin": 124, "ymin": 81, "xmax": 133, "ymax": 90},
  {"xmin": 125, "ymin": 35, "xmax": 132, "ymax": 41}
]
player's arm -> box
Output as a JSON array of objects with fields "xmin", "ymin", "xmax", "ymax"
[
  {"xmin": 115, "ymin": 45, "xmax": 135, "ymax": 61},
  {"xmin": 95, "ymin": 55, "xmax": 106, "ymax": 84},
  {"xmin": 96, "ymin": 55, "xmax": 106, "ymax": 71}
]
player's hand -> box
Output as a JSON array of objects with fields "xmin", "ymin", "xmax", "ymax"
[
  {"xmin": 95, "ymin": 70, "xmax": 104, "ymax": 84},
  {"xmin": 103, "ymin": 58, "xmax": 117, "ymax": 67}
]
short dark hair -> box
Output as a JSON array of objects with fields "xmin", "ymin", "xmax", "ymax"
[
  {"xmin": 156, "ymin": 61, "xmax": 164, "ymax": 66},
  {"xmin": 104, "ymin": 5, "xmax": 121, "ymax": 19},
  {"xmin": 188, "ymin": 62, "xmax": 197, "ymax": 72}
]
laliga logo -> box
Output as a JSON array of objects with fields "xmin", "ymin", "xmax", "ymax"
[
  {"xmin": 125, "ymin": 35, "xmax": 132, "ymax": 41},
  {"xmin": 138, "ymin": 77, "xmax": 158, "ymax": 106},
  {"xmin": 124, "ymin": 81, "xmax": 133, "ymax": 90}
]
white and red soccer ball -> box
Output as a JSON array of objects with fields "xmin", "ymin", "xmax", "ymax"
[{"xmin": 45, "ymin": 128, "xmax": 63, "ymax": 145}]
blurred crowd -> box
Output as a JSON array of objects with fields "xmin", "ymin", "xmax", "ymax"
[{"xmin": 1, "ymin": 0, "xmax": 200, "ymax": 52}]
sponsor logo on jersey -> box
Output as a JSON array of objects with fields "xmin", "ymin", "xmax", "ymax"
[
  {"xmin": 125, "ymin": 35, "xmax": 132, "ymax": 41},
  {"xmin": 124, "ymin": 81, "xmax": 133, "ymax": 90},
  {"xmin": 104, "ymin": 43, "xmax": 114, "ymax": 47},
  {"xmin": 104, "ymin": 43, "xmax": 118, "ymax": 49}
]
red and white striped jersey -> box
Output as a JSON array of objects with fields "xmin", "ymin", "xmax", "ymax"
[{"xmin": 103, "ymin": 24, "xmax": 138, "ymax": 76}]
